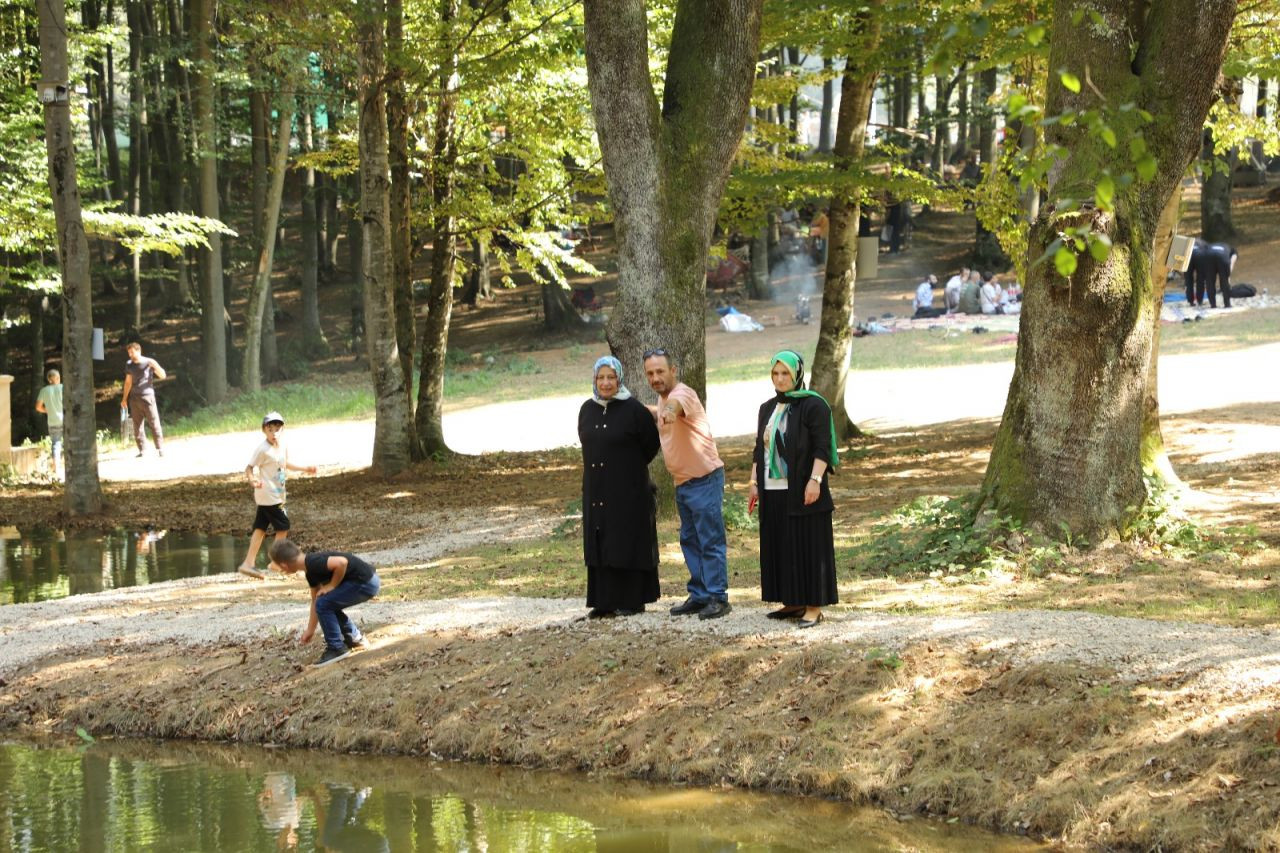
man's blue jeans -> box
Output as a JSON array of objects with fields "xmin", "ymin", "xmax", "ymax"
[
  {"xmin": 316, "ymin": 575, "xmax": 380, "ymax": 650},
  {"xmin": 675, "ymin": 467, "xmax": 728, "ymax": 603}
]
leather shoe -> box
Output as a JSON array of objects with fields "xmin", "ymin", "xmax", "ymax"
[
  {"xmin": 766, "ymin": 607, "xmax": 804, "ymax": 620},
  {"xmin": 587, "ymin": 608, "xmax": 616, "ymax": 619},
  {"xmin": 698, "ymin": 600, "xmax": 732, "ymax": 620},
  {"xmin": 670, "ymin": 597, "xmax": 707, "ymax": 616},
  {"xmin": 796, "ymin": 612, "xmax": 825, "ymax": 629}
]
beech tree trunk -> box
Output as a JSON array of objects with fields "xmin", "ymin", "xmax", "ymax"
[
  {"xmin": 818, "ymin": 57, "xmax": 834, "ymax": 153},
  {"xmin": 387, "ymin": 0, "xmax": 417, "ymax": 421},
  {"xmin": 977, "ymin": 0, "xmax": 1236, "ymax": 539},
  {"xmin": 414, "ymin": 0, "xmax": 461, "ymax": 458},
  {"xmin": 809, "ymin": 4, "xmax": 881, "ymax": 441},
  {"xmin": 240, "ymin": 98, "xmax": 292, "ymax": 392},
  {"xmin": 38, "ymin": 0, "xmax": 103, "ymax": 515},
  {"xmin": 298, "ymin": 104, "xmax": 328, "ymax": 355},
  {"xmin": 582, "ymin": 0, "xmax": 763, "ymax": 403},
  {"xmin": 953, "ymin": 64, "xmax": 968, "ymax": 160},
  {"xmin": 191, "ymin": 0, "xmax": 227, "ymax": 404},
  {"xmin": 358, "ymin": 0, "xmax": 414, "ymax": 475}
]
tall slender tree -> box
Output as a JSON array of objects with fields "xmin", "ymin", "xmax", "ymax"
[
  {"xmin": 357, "ymin": 0, "xmax": 413, "ymax": 475},
  {"xmin": 37, "ymin": 0, "xmax": 103, "ymax": 515},
  {"xmin": 192, "ymin": 0, "xmax": 227, "ymax": 403}
]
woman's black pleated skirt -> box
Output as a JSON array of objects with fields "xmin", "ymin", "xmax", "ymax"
[{"xmin": 759, "ymin": 488, "xmax": 838, "ymax": 606}]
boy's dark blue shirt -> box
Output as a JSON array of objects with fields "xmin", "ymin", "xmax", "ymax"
[{"xmin": 303, "ymin": 551, "xmax": 376, "ymax": 588}]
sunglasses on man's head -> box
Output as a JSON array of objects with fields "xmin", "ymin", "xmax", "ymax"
[{"xmin": 642, "ymin": 348, "xmax": 669, "ymax": 360}]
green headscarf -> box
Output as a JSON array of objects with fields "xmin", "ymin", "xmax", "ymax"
[{"xmin": 766, "ymin": 350, "xmax": 839, "ymax": 480}]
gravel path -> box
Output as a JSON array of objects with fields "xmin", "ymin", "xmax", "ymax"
[
  {"xmin": 95, "ymin": 341, "xmax": 1280, "ymax": 480},
  {"xmin": 5, "ymin": 572, "xmax": 1280, "ymax": 697}
]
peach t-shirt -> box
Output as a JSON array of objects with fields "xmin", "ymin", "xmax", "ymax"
[{"xmin": 658, "ymin": 383, "xmax": 724, "ymax": 486}]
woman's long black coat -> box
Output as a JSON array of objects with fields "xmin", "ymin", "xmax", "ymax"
[
  {"xmin": 578, "ymin": 396, "xmax": 661, "ymax": 571},
  {"xmin": 752, "ymin": 394, "xmax": 835, "ymax": 515}
]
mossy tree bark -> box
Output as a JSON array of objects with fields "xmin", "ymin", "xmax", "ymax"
[
  {"xmin": 809, "ymin": 3, "xmax": 882, "ymax": 442},
  {"xmin": 977, "ymin": 0, "xmax": 1236, "ymax": 540},
  {"xmin": 582, "ymin": 0, "xmax": 763, "ymax": 404},
  {"xmin": 1141, "ymin": 185, "xmax": 1185, "ymax": 487},
  {"xmin": 38, "ymin": 0, "xmax": 103, "ymax": 515},
  {"xmin": 358, "ymin": 0, "xmax": 414, "ymax": 476}
]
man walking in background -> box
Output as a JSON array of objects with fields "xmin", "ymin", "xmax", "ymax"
[
  {"xmin": 121, "ymin": 340, "xmax": 167, "ymax": 457},
  {"xmin": 643, "ymin": 348, "xmax": 731, "ymax": 620}
]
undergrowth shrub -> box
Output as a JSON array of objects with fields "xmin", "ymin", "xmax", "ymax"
[{"xmin": 722, "ymin": 493, "xmax": 757, "ymax": 531}]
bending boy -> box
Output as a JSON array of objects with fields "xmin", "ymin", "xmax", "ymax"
[{"xmin": 270, "ymin": 538, "xmax": 381, "ymax": 667}]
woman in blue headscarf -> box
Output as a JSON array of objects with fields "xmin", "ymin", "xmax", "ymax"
[
  {"xmin": 748, "ymin": 350, "xmax": 839, "ymax": 627},
  {"xmin": 577, "ymin": 356, "xmax": 662, "ymax": 618}
]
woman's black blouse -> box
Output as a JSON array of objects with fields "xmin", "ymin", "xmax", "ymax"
[{"xmin": 752, "ymin": 394, "xmax": 835, "ymax": 516}]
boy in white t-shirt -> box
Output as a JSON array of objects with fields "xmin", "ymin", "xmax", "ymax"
[{"xmin": 237, "ymin": 411, "xmax": 317, "ymax": 579}]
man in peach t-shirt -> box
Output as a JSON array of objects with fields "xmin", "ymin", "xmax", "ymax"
[{"xmin": 644, "ymin": 349, "xmax": 730, "ymax": 620}]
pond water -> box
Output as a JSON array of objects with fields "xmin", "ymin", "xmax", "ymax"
[
  {"xmin": 0, "ymin": 738, "xmax": 1040, "ymax": 852},
  {"xmin": 0, "ymin": 528, "xmax": 241, "ymax": 605}
]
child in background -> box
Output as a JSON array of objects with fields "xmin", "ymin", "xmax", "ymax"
[
  {"xmin": 34, "ymin": 368, "xmax": 63, "ymax": 479},
  {"xmin": 237, "ymin": 412, "xmax": 317, "ymax": 579},
  {"xmin": 269, "ymin": 538, "xmax": 381, "ymax": 667}
]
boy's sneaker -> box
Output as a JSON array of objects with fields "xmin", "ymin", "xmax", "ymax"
[
  {"xmin": 314, "ymin": 646, "xmax": 350, "ymax": 667},
  {"xmin": 342, "ymin": 634, "xmax": 367, "ymax": 651}
]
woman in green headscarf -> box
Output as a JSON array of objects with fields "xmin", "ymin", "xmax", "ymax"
[{"xmin": 748, "ymin": 350, "xmax": 838, "ymax": 627}]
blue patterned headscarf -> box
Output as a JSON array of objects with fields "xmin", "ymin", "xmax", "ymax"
[{"xmin": 592, "ymin": 356, "xmax": 632, "ymax": 405}]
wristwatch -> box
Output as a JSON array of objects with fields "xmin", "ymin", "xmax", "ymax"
[{"xmin": 809, "ymin": 474, "xmax": 821, "ymax": 482}]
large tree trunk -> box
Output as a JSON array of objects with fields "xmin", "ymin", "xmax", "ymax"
[
  {"xmin": 1199, "ymin": 127, "xmax": 1237, "ymax": 242},
  {"xmin": 358, "ymin": 0, "xmax": 414, "ymax": 475},
  {"xmin": 414, "ymin": 0, "xmax": 461, "ymax": 458},
  {"xmin": 386, "ymin": 0, "xmax": 417, "ymax": 422},
  {"xmin": 977, "ymin": 0, "xmax": 1236, "ymax": 540},
  {"xmin": 239, "ymin": 98, "xmax": 292, "ymax": 392},
  {"xmin": 38, "ymin": 0, "xmax": 103, "ymax": 515},
  {"xmin": 191, "ymin": 0, "xmax": 227, "ymax": 404},
  {"xmin": 298, "ymin": 104, "xmax": 329, "ymax": 355},
  {"xmin": 582, "ymin": 0, "xmax": 763, "ymax": 402},
  {"xmin": 809, "ymin": 4, "xmax": 881, "ymax": 441}
]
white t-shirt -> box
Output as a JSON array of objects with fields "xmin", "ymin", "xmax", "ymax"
[
  {"xmin": 913, "ymin": 281, "xmax": 934, "ymax": 309},
  {"xmin": 980, "ymin": 282, "xmax": 1002, "ymax": 314},
  {"xmin": 248, "ymin": 439, "xmax": 288, "ymax": 506},
  {"xmin": 944, "ymin": 274, "xmax": 964, "ymax": 297}
]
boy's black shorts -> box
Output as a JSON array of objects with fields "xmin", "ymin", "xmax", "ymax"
[{"xmin": 252, "ymin": 503, "xmax": 290, "ymax": 532}]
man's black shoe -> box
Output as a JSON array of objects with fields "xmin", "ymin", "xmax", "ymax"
[
  {"xmin": 670, "ymin": 597, "xmax": 707, "ymax": 616},
  {"xmin": 698, "ymin": 600, "xmax": 732, "ymax": 620}
]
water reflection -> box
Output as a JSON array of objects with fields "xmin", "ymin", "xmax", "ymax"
[
  {"xmin": 0, "ymin": 739, "xmax": 1041, "ymax": 852},
  {"xmin": 0, "ymin": 528, "xmax": 241, "ymax": 605}
]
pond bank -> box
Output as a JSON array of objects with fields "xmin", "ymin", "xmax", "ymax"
[{"xmin": 3, "ymin": 579, "xmax": 1280, "ymax": 849}]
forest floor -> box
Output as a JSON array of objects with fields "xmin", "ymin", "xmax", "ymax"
[{"xmin": 3, "ymin": 186, "xmax": 1280, "ymax": 848}]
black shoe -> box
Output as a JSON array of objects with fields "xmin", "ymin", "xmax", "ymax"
[
  {"xmin": 698, "ymin": 600, "xmax": 732, "ymax": 620},
  {"xmin": 314, "ymin": 646, "xmax": 350, "ymax": 667},
  {"xmin": 587, "ymin": 608, "xmax": 616, "ymax": 619},
  {"xmin": 796, "ymin": 612, "xmax": 825, "ymax": 629},
  {"xmin": 766, "ymin": 607, "xmax": 804, "ymax": 620},
  {"xmin": 614, "ymin": 606, "xmax": 645, "ymax": 617},
  {"xmin": 670, "ymin": 597, "xmax": 708, "ymax": 616},
  {"xmin": 342, "ymin": 634, "xmax": 367, "ymax": 650}
]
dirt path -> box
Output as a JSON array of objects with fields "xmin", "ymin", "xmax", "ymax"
[{"xmin": 96, "ymin": 341, "xmax": 1280, "ymax": 480}]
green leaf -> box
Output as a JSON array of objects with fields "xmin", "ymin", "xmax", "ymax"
[
  {"xmin": 1054, "ymin": 246, "xmax": 1078, "ymax": 277},
  {"xmin": 1135, "ymin": 153, "xmax": 1158, "ymax": 181},
  {"xmin": 1088, "ymin": 233, "xmax": 1113, "ymax": 262},
  {"xmin": 1129, "ymin": 137, "xmax": 1147, "ymax": 158},
  {"xmin": 1095, "ymin": 175, "xmax": 1115, "ymax": 208},
  {"xmin": 1099, "ymin": 127, "xmax": 1118, "ymax": 148},
  {"xmin": 1027, "ymin": 23, "xmax": 1046, "ymax": 46},
  {"xmin": 1060, "ymin": 70, "xmax": 1081, "ymax": 93},
  {"xmin": 76, "ymin": 727, "xmax": 95, "ymax": 744}
]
